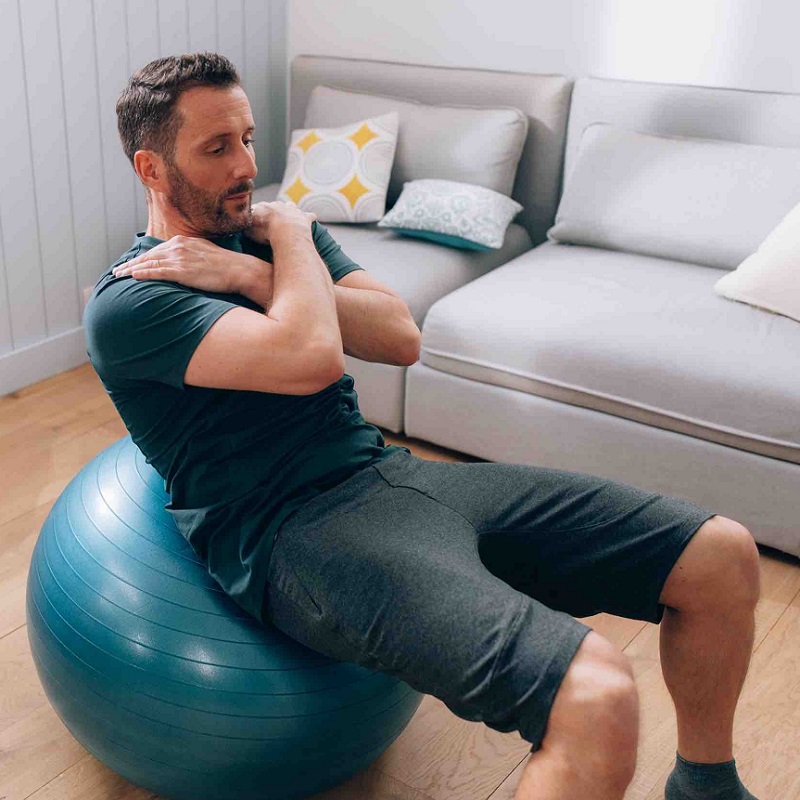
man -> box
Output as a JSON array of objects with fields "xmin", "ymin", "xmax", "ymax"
[{"xmin": 84, "ymin": 53, "xmax": 762, "ymax": 800}]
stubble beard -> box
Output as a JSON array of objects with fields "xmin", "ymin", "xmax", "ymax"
[{"xmin": 165, "ymin": 159, "xmax": 253, "ymax": 237}]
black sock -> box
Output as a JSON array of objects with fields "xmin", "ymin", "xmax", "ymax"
[{"xmin": 665, "ymin": 752, "xmax": 759, "ymax": 800}]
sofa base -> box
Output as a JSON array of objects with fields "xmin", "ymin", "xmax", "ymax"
[{"xmin": 405, "ymin": 362, "xmax": 800, "ymax": 558}]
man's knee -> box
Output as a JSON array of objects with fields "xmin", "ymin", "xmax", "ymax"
[
  {"xmin": 661, "ymin": 515, "xmax": 761, "ymax": 611},
  {"xmin": 722, "ymin": 517, "xmax": 762, "ymax": 606},
  {"xmin": 541, "ymin": 631, "xmax": 639, "ymax": 786}
]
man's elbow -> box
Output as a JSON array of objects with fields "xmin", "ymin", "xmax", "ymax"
[{"xmin": 401, "ymin": 325, "xmax": 422, "ymax": 367}]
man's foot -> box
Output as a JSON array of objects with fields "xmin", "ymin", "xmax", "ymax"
[{"xmin": 664, "ymin": 752, "xmax": 760, "ymax": 800}]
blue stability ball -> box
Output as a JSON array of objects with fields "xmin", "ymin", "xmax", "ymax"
[{"xmin": 26, "ymin": 435, "xmax": 422, "ymax": 800}]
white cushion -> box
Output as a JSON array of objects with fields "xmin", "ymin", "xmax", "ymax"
[
  {"xmin": 304, "ymin": 85, "xmax": 528, "ymax": 206},
  {"xmin": 378, "ymin": 179, "xmax": 523, "ymax": 250},
  {"xmin": 547, "ymin": 122, "xmax": 800, "ymax": 270},
  {"xmin": 715, "ymin": 201, "xmax": 800, "ymax": 322},
  {"xmin": 276, "ymin": 111, "xmax": 399, "ymax": 222}
]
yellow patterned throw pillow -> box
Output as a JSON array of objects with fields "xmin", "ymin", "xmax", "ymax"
[{"xmin": 277, "ymin": 112, "xmax": 399, "ymax": 223}]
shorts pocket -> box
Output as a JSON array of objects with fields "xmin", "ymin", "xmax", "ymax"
[
  {"xmin": 265, "ymin": 549, "xmax": 382, "ymax": 667},
  {"xmin": 268, "ymin": 536, "xmax": 324, "ymax": 619}
]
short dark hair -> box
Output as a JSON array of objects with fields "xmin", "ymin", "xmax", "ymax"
[{"xmin": 116, "ymin": 52, "xmax": 240, "ymax": 171}]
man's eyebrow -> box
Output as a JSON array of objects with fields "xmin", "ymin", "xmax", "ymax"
[{"xmin": 198, "ymin": 126, "xmax": 256, "ymax": 145}]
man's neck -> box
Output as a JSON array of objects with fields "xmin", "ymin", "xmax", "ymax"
[
  {"xmin": 145, "ymin": 215, "xmax": 204, "ymax": 241},
  {"xmin": 144, "ymin": 199, "xmax": 246, "ymax": 243},
  {"xmin": 145, "ymin": 193, "xmax": 215, "ymax": 240}
]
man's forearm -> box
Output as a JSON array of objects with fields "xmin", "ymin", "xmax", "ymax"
[
  {"xmin": 237, "ymin": 259, "xmax": 419, "ymax": 366},
  {"xmin": 333, "ymin": 284, "xmax": 420, "ymax": 366},
  {"xmin": 269, "ymin": 232, "xmax": 343, "ymax": 355}
]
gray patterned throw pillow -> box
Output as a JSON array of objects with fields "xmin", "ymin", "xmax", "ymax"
[{"xmin": 377, "ymin": 179, "xmax": 523, "ymax": 250}]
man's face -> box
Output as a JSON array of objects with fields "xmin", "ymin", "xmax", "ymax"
[{"xmin": 162, "ymin": 84, "xmax": 258, "ymax": 237}]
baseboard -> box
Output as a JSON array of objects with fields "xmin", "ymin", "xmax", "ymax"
[{"xmin": 0, "ymin": 326, "xmax": 88, "ymax": 396}]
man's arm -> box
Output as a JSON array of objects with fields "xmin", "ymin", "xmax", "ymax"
[
  {"xmin": 333, "ymin": 270, "xmax": 421, "ymax": 366},
  {"xmin": 239, "ymin": 264, "xmax": 420, "ymax": 367},
  {"xmin": 243, "ymin": 204, "xmax": 420, "ymax": 366},
  {"xmin": 108, "ymin": 211, "xmax": 347, "ymax": 395}
]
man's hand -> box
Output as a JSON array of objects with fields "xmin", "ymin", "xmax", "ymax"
[
  {"xmin": 111, "ymin": 236, "xmax": 265, "ymax": 295},
  {"xmin": 244, "ymin": 200, "xmax": 317, "ymax": 246}
]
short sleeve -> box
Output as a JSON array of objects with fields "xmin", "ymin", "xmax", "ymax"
[
  {"xmin": 84, "ymin": 276, "xmax": 238, "ymax": 390},
  {"xmin": 311, "ymin": 221, "xmax": 366, "ymax": 283}
]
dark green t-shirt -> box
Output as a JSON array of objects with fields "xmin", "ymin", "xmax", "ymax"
[{"xmin": 83, "ymin": 221, "xmax": 409, "ymax": 622}]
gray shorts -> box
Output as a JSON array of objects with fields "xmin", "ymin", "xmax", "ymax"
[{"xmin": 263, "ymin": 448, "xmax": 715, "ymax": 752}]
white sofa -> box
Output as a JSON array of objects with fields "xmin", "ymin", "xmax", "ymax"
[{"xmin": 252, "ymin": 55, "xmax": 800, "ymax": 560}]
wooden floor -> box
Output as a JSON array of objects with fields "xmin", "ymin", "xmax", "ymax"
[{"xmin": 1, "ymin": 363, "xmax": 798, "ymax": 800}]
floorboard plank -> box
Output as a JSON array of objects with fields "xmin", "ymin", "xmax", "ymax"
[
  {"xmin": 0, "ymin": 702, "xmax": 87, "ymax": 800},
  {"xmin": 25, "ymin": 753, "xmax": 156, "ymax": 800}
]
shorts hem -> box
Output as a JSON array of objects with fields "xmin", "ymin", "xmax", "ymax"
[
  {"xmin": 649, "ymin": 509, "xmax": 718, "ymax": 624},
  {"xmin": 524, "ymin": 618, "xmax": 593, "ymax": 752}
]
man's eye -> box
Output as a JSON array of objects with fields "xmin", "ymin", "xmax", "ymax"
[{"xmin": 209, "ymin": 141, "xmax": 253, "ymax": 155}]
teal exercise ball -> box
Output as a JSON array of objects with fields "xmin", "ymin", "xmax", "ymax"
[{"xmin": 26, "ymin": 435, "xmax": 422, "ymax": 800}]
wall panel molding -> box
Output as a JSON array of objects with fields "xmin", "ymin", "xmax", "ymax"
[{"xmin": 0, "ymin": 0, "xmax": 287, "ymax": 396}]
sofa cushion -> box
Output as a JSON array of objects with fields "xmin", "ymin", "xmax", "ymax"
[
  {"xmin": 251, "ymin": 183, "xmax": 534, "ymax": 328},
  {"xmin": 377, "ymin": 179, "xmax": 524, "ymax": 251},
  {"xmin": 715, "ymin": 200, "xmax": 800, "ymax": 323},
  {"xmin": 548, "ymin": 122, "xmax": 800, "ymax": 271},
  {"xmin": 303, "ymin": 85, "xmax": 528, "ymax": 207},
  {"xmin": 277, "ymin": 111, "xmax": 399, "ymax": 223},
  {"xmin": 419, "ymin": 241, "xmax": 800, "ymax": 464}
]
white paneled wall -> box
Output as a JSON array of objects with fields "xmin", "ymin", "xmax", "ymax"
[{"xmin": 0, "ymin": 0, "xmax": 287, "ymax": 395}]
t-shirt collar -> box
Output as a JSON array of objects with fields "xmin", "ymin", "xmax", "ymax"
[{"xmin": 133, "ymin": 230, "xmax": 244, "ymax": 253}]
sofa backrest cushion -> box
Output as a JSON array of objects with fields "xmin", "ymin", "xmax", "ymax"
[
  {"xmin": 290, "ymin": 55, "xmax": 573, "ymax": 246},
  {"xmin": 304, "ymin": 85, "xmax": 528, "ymax": 206},
  {"xmin": 558, "ymin": 76, "xmax": 800, "ymax": 268},
  {"xmin": 548, "ymin": 122, "xmax": 800, "ymax": 270}
]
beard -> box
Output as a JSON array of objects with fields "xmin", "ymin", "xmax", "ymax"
[{"xmin": 164, "ymin": 159, "xmax": 254, "ymax": 237}]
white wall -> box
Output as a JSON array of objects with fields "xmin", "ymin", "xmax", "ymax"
[
  {"xmin": 0, "ymin": 0, "xmax": 287, "ymax": 396},
  {"xmin": 289, "ymin": 0, "xmax": 800, "ymax": 94}
]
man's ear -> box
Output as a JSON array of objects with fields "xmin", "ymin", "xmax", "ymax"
[{"xmin": 134, "ymin": 150, "xmax": 167, "ymax": 193}]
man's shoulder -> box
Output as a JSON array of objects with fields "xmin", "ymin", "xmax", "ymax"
[
  {"xmin": 83, "ymin": 239, "xmax": 182, "ymax": 330},
  {"xmin": 92, "ymin": 239, "xmax": 147, "ymax": 296},
  {"xmin": 110, "ymin": 238, "xmax": 148, "ymax": 270}
]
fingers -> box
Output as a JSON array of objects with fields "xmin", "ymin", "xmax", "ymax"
[
  {"xmin": 112, "ymin": 259, "xmax": 170, "ymax": 279},
  {"xmin": 112, "ymin": 262, "xmax": 137, "ymax": 277},
  {"xmin": 112, "ymin": 240, "xmax": 170, "ymax": 273},
  {"xmin": 125, "ymin": 268, "xmax": 166, "ymax": 280},
  {"xmin": 112, "ymin": 258, "xmax": 150, "ymax": 277},
  {"xmin": 252, "ymin": 199, "xmax": 316, "ymax": 220},
  {"xmin": 112, "ymin": 237, "xmax": 185, "ymax": 276}
]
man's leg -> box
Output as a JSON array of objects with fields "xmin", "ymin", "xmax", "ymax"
[
  {"xmin": 366, "ymin": 454, "xmax": 760, "ymax": 797},
  {"xmin": 657, "ymin": 515, "xmax": 761, "ymax": 763},
  {"xmin": 514, "ymin": 630, "xmax": 641, "ymax": 800},
  {"xmin": 512, "ymin": 514, "xmax": 761, "ymax": 800}
]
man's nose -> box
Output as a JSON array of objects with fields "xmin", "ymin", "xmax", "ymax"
[{"xmin": 233, "ymin": 141, "xmax": 258, "ymax": 182}]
